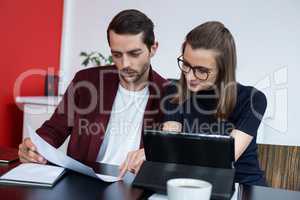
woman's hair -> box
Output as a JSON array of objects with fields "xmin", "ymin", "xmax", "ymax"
[{"xmin": 174, "ymin": 21, "xmax": 237, "ymax": 120}]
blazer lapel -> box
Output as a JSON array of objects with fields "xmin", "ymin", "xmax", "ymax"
[{"xmin": 140, "ymin": 67, "xmax": 162, "ymax": 147}]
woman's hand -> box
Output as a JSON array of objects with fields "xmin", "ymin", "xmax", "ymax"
[{"xmin": 162, "ymin": 121, "xmax": 182, "ymax": 132}]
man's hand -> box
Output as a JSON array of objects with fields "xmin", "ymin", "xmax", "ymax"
[
  {"xmin": 118, "ymin": 148, "xmax": 145, "ymax": 178},
  {"xmin": 18, "ymin": 137, "xmax": 47, "ymax": 164}
]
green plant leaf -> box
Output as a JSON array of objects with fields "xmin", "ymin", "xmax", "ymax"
[
  {"xmin": 90, "ymin": 57, "xmax": 100, "ymax": 66},
  {"xmin": 95, "ymin": 57, "xmax": 101, "ymax": 66},
  {"xmin": 95, "ymin": 60, "xmax": 101, "ymax": 66},
  {"xmin": 80, "ymin": 51, "xmax": 113, "ymax": 67},
  {"xmin": 82, "ymin": 58, "xmax": 89, "ymax": 66},
  {"xmin": 108, "ymin": 56, "xmax": 113, "ymax": 64},
  {"xmin": 98, "ymin": 53, "xmax": 105, "ymax": 60},
  {"xmin": 80, "ymin": 52, "xmax": 88, "ymax": 57}
]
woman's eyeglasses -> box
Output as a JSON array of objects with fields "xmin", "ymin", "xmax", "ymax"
[{"xmin": 177, "ymin": 56, "xmax": 212, "ymax": 81}]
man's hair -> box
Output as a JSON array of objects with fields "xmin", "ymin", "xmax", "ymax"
[{"xmin": 107, "ymin": 9, "xmax": 155, "ymax": 50}]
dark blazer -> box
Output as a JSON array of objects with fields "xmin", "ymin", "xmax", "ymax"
[{"xmin": 36, "ymin": 65, "xmax": 168, "ymax": 162}]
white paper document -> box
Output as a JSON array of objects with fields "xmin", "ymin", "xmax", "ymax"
[{"xmin": 28, "ymin": 126, "xmax": 121, "ymax": 182}]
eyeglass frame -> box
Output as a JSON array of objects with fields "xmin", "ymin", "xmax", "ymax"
[{"xmin": 177, "ymin": 55, "xmax": 213, "ymax": 81}]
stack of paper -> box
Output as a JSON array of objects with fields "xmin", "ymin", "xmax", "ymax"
[
  {"xmin": 0, "ymin": 126, "xmax": 121, "ymax": 188},
  {"xmin": 0, "ymin": 163, "xmax": 65, "ymax": 187},
  {"xmin": 27, "ymin": 126, "xmax": 121, "ymax": 182}
]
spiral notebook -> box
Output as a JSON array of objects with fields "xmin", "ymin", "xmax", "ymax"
[{"xmin": 0, "ymin": 163, "xmax": 65, "ymax": 187}]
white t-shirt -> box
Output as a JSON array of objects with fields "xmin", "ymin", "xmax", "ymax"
[{"xmin": 96, "ymin": 84, "xmax": 149, "ymax": 165}]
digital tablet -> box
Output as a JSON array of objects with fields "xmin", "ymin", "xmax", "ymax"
[{"xmin": 143, "ymin": 130, "xmax": 235, "ymax": 169}]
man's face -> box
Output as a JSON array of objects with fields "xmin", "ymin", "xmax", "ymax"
[{"xmin": 109, "ymin": 30, "xmax": 157, "ymax": 86}]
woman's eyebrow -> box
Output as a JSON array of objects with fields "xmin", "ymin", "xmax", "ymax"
[
  {"xmin": 183, "ymin": 58, "xmax": 212, "ymax": 70},
  {"xmin": 182, "ymin": 58, "xmax": 193, "ymax": 66}
]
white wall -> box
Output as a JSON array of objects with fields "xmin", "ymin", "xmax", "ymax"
[{"xmin": 59, "ymin": 0, "xmax": 300, "ymax": 146}]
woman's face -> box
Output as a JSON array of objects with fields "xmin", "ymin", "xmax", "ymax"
[{"xmin": 182, "ymin": 43, "xmax": 219, "ymax": 92}]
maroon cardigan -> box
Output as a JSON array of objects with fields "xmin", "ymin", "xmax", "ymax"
[{"xmin": 36, "ymin": 65, "xmax": 168, "ymax": 162}]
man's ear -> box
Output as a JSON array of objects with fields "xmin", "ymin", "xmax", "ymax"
[{"xmin": 150, "ymin": 42, "xmax": 159, "ymax": 58}]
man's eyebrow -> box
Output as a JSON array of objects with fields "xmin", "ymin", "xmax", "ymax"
[
  {"xmin": 127, "ymin": 49, "xmax": 143, "ymax": 54},
  {"xmin": 111, "ymin": 50, "xmax": 121, "ymax": 54},
  {"xmin": 111, "ymin": 49, "xmax": 143, "ymax": 54}
]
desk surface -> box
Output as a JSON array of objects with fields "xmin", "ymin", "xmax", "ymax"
[
  {"xmin": 0, "ymin": 161, "xmax": 145, "ymax": 200},
  {"xmin": 0, "ymin": 149, "xmax": 300, "ymax": 200}
]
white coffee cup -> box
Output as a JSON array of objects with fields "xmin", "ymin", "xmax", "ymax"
[{"xmin": 167, "ymin": 178, "xmax": 212, "ymax": 200}]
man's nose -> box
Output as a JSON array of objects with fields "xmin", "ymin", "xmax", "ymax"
[{"xmin": 121, "ymin": 55, "xmax": 131, "ymax": 68}]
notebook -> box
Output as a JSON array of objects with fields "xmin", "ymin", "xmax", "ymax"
[{"xmin": 0, "ymin": 163, "xmax": 65, "ymax": 187}]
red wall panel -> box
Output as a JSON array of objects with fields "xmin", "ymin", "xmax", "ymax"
[{"xmin": 0, "ymin": 0, "xmax": 63, "ymax": 147}]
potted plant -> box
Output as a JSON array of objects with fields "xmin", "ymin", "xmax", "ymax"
[{"xmin": 80, "ymin": 51, "xmax": 113, "ymax": 67}]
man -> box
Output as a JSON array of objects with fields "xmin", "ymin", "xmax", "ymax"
[{"xmin": 18, "ymin": 9, "xmax": 168, "ymax": 177}]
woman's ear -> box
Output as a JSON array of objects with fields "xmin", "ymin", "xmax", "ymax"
[{"xmin": 150, "ymin": 41, "xmax": 159, "ymax": 58}]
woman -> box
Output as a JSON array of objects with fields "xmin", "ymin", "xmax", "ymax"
[{"xmin": 162, "ymin": 21, "xmax": 267, "ymax": 186}]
